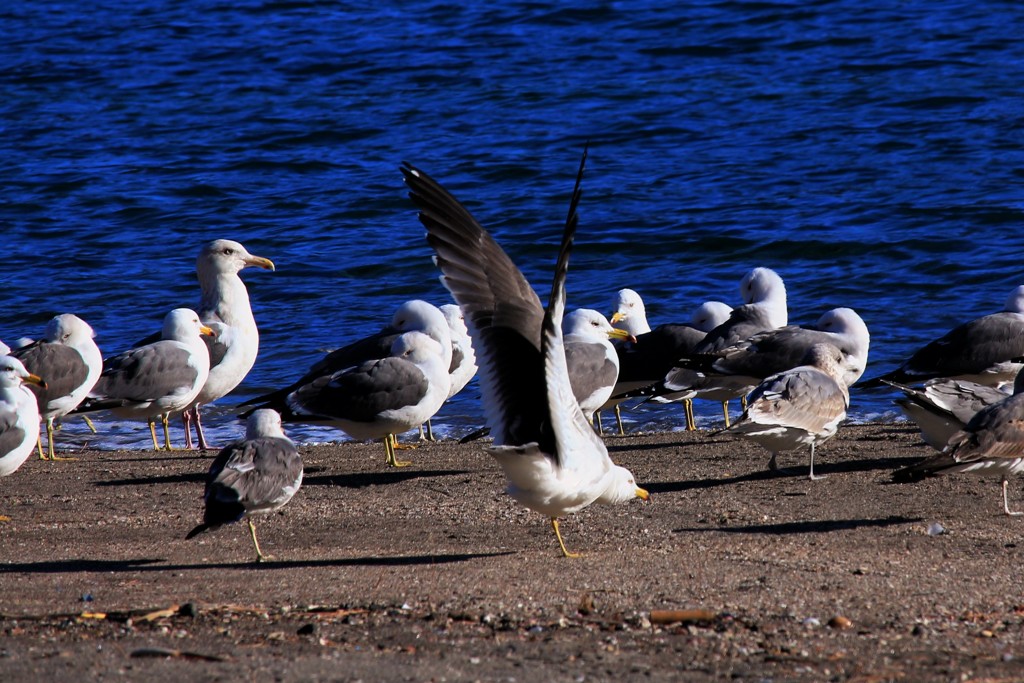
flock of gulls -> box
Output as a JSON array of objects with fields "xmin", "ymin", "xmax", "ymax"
[{"xmin": 3, "ymin": 151, "xmax": 1024, "ymax": 558}]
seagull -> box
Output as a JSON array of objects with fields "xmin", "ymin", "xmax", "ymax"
[
  {"xmin": 605, "ymin": 299, "xmax": 733, "ymax": 433},
  {"xmin": 886, "ymin": 378, "xmax": 1010, "ymax": 451},
  {"xmin": 76, "ymin": 309, "xmax": 214, "ymax": 450},
  {"xmin": 10, "ymin": 314, "xmax": 102, "ymax": 460},
  {"xmin": 420, "ymin": 303, "xmax": 478, "ymax": 442},
  {"xmin": 278, "ymin": 331, "xmax": 450, "ymax": 467},
  {"xmin": 180, "ymin": 239, "xmax": 275, "ymax": 450},
  {"xmin": 660, "ymin": 307, "xmax": 870, "ymax": 406},
  {"xmin": 0, "ymin": 357, "xmax": 47, "ymax": 502},
  {"xmin": 244, "ymin": 299, "xmax": 452, "ymax": 417},
  {"xmin": 861, "ymin": 285, "xmax": 1024, "ymax": 390},
  {"xmin": 402, "ymin": 151, "xmax": 649, "ymax": 558},
  {"xmin": 563, "ymin": 308, "xmax": 633, "ymax": 423},
  {"xmin": 186, "ymin": 409, "xmax": 303, "ymax": 562},
  {"xmin": 893, "ymin": 371, "xmax": 1024, "ymax": 516},
  {"xmin": 726, "ymin": 343, "xmax": 850, "ymax": 480}
]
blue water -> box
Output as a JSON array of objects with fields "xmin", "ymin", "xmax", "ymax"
[{"xmin": 3, "ymin": 1, "xmax": 1024, "ymax": 449}]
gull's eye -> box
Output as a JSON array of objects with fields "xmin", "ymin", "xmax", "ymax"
[{"xmin": 223, "ymin": 247, "xmax": 235, "ymax": 255}]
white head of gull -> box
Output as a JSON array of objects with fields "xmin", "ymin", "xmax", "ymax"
[
  {"xmin": 10, "ymin": 314, "xmax": 103, "ymax": 460},
  {"xmin": 894, "ymin": 370, "xmax": 1024, "ymax": 516},
  {"xmin": 402, "ymin": 151, "xmax": 649, "ymax": 558},
  {"xmin": 0, "ymin": 356, "xmax": 46, "ymax": 481},
  {"xmin": 184, "ymin": 239, "xmax": 275, "ymax": 450},
  {"xmin": 186, "ymin": 408, "xmax": 302, "ymax": 563},
  {"xmin": 282, "ymin": 330, "xmax": 450, "ymax": 468},
  {"xmin": 726, "ymin": 342, "xmax": 850, "ymax": 480},
  {"xmin": 78, "ymin": 308, "xmax": 214, "ymax": 451},
  {"xmin": 610, "ymin": 288, "xmax": 652, "ymax": 337}
]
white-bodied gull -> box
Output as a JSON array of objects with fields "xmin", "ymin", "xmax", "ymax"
[
  {"xmin": 726, "ymin": 343, "xmax": 850, "ymax": 480},
  {"xmin": 402, "ymin": 152, "xmax": 649, "ymax": 558},
  {"xmin": 893, "ymin": 371, "xmax": 1024, "ymax": 515},
  {"xmin": 279, "ymin": 331, "xmax": 450, "ymax": 467},
  {"xmin": 863, "ymin": 285, "xmax": 1024, "ymax": 390},
  {"xmin": 77, "ymin": 309, "xmax": 214, "ymax": 450},
  {"xmin": 886, "ymin": 378, "xmax": 1010, "ymax": 451},
  {"xmin": 182, "ymin": 239, "xmax": 275, "ymax": 450},
  {"xmin": 0, "ymin": 357, "xmax": 46, "ymax": 500},
  {"xmin": 186, "ymin": 409, "xmax": 303, "ymax": 562},
  {"xmin": 10, "ymin": 314, "xmax": 102, "ymax": 460},
  {"xmin": 563, "ymin": 308, "xmax": 632, "ymax": 423}
]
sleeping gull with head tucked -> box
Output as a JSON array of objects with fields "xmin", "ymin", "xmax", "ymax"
[
  {"xmin": 862, "ymin": 285, "xmax": 1024, "ymax": 390},
  {"xmin": 402, "ymin": 151, "xmax": 648, "ymax": 558},
  {"xmin": 275, "ymin": 330, "xmax": 450, "ymax": 467},
  {"xmin": 10, "ymin": 314, "xmax": 102, "ymax": 460},
  {"xmin": 186, "ymin": 409, "xmax": 303, "ymax": 562},
  {"xmin": 726, "ymin": 343, "xmax": 850, "ymax": 480},
  {"xmin": 244, "ymin": 299, "xmax": 452, "ymax": 418},
  {"xmin": 76, "ymin": 309, "xmax": 214, "ymax": 450},
  {"xmin": 0, "ymin": 357, "xmax": 47, "ymax": 495}
]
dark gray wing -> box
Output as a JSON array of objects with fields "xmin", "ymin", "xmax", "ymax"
[
  {"xmin": 11, "ymin": 342, "xmax": 89, "ymax": 410},
  {"xmin": 872, "ymin": 312, "xmax": 1024, "ymax": 385},
  {"xmin": 615, "ymin": 323, "xmax": 706, "ymax": 387},
  {"xmin": 403, "ymin": 162, "xmax": 550, "ymax": 451},
  {"xmin": 565, "ymin": 340, "xmax": 618, "ymax": 406},
  {"xmin": 201, "ymin": 436, "xmax": 303, "ymax": 527},
  {"xmin": 241, "ymin": 329, "xmax": 397, "ymax": 411},
  {"xmin": 695, "ymin": 304, "xmax": 777, "ymax": 353},
  {"xmin": 0, "ymin": 408, "xmax": 27, "ymax": 457},
  {"xmin": 285, "ymin": 357, "xmax": 428, "ymax": 423},
  {"xmin": 93, "ymin": 341, "xmax": 198, "ymax": 402}
]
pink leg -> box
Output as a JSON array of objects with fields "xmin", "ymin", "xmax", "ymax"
[
  {"xmin": 195, "ymin": 404, "xmax": 212, "ymax": 451},
  {"xmin": 182, "ymin": 409, "xmax": 195, "ymax": 450}
]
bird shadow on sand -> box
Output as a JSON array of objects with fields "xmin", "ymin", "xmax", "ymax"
[
  {"xmin": 674, "ymin": 515, "xmax": 922, "ymax": 536},
  {"xmin": 95, "ymin": 472, "xmax": 207, "ymax": 487},
  {"xmin": 0, "ymin": 552, "xmax": 514, "ymax": 575},
  {"xmin": 303, "ymin": 469, "xmax": 473, "ymax": 489},
  {"xmin": 644, "ymin": 455, "xmax": 921, "ymax": 494}
]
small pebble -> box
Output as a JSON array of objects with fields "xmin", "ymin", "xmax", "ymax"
[
  {"xmin": 927, "ymin": 522, "xmax": 946, "ymax": 536},
  {"xmin": 828, "ymin": 616, "xmax": 853, "ymax": 629}
]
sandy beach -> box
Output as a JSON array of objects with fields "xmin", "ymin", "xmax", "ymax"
[{"xmin": 1, "ymin": 422, "xmax": 1022, "ymax": 681}]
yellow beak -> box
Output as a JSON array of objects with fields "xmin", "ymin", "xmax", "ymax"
[
  {"xmin": 607, "ymin": 328, "xmax": 636, "ymax": 343},
  {"xmin": 635, "ymin": 487, "xmax": 650, "ymax": 501},
  {"xmin": 610, "ymin": 311, "xmax": 626, "ymax": 324},
  {"xmin": 199, "ymin": 325, "xmax": 216, "ymax": 337},
  {"xmin": 24, "ymin": 373, "xmax": 47, "ymax": 390},
  {"xmin": 245, "ymin": 255, "xmax": 276, "ymax": 272}
]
